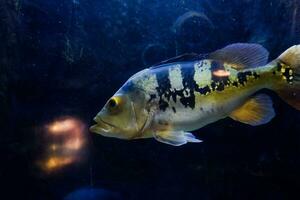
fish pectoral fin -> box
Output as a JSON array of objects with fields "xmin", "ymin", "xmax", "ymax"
[
  {"xmin": 229, "ymin": 94, "xmax": 275, "ymax": 126},
  {"xmin": 209, "ymin": 43, "xmax": 269, "ymax": 69},
  {"xmin": 153, "ymin": 130, "xmax": 202, "ymax": 146}
]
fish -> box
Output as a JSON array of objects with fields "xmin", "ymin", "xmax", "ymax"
[{"xmin": 90, "ymin": 43, "xmax": 300, "ymax": 146}]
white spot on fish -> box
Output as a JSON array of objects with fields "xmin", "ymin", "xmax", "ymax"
[
  {"xmin": 132, "ymin": 70, "xmax": 159, "ymax": 94},
  {"xmin": 169, "ymin": 64, "xmax": 184, "ymax": 91},
  {"xmin": 194, "ymin": 60, "xmax": 212, "ymax": 87}
]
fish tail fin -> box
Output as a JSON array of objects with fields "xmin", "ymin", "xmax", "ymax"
[{"xmin": 274, "ymin": 45, "xmax": 300, "ymax": 110}]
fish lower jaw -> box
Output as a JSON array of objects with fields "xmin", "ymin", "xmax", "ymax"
[{"xmin": 89, "ymin": 124, "xmax": 111, "ymax": 134}]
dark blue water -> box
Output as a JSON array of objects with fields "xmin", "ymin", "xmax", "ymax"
[{"xmin": 1, "ymin": 0, "xmax": 300, "ymax": 199}]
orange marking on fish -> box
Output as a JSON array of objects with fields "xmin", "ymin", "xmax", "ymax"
[{"xmin": 213, "ymin": 69, "xmax": 231, "ymax": 77}]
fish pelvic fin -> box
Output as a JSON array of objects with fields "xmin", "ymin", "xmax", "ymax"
[
  {"xmin": 229, "ymin": 94, "xmax": 275, "ymax": 126},
  {"xmin": 274, "ymin": 45, "xmax": 300, "ymax": 110},
  {"xmin": 153, "ymin": 130, "xmax": 202, "ymax": 146}
]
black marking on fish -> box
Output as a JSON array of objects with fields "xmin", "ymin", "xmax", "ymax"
[
  {"xmin": 156, "ymin": 70, "xmax": 172, "ymax": 111},
  {"xmin": 277, "ymin": 62, "xmax": 283, "ymax": 72},
  {"xmin": 216, "ymin": 82, "xmax": 225, "ymax": 91},
  {"xmin": 253, "ymin": 72, "xmax": 260, "ymax": 79},
  {"xmin": 237, "ymin": 71, "xmax": 252, "ymax": 85},
  {"xmin": 148, "ymin": 94, "xmax": 157, "ymax": 103},
  {"xmin": 172, "ymin": 107, "xmax": 176, "ymax": 113},
  {"xmin": 211, "ymin": 82, "xmax": 217, "ymax": 91},
  {"xmin": 179, "ymin": 95, "xmax": 195, "ymax": 108},
  {"xmin": 171, "ymin": 92, "xmax": 177, "ymax": 103},
  {"xmin": 180, "ymin": 66, "xmax": 196, "ymax": 109},
  {"xmin": 159, "ymin": 99, "xmax": 169, "ymax": 111},
  {"xmin": 282, "ymin": 67, "xmax": 293, "ymax": 84},
  {"xmin": 232, "ymin": 81, "xmax": 238, "ymax": 87},
  {"xmin": 196, "ymin": 85, "xmax": 211, "ymax": 95}
]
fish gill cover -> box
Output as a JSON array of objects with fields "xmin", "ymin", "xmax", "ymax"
[{"xmin": 0, "ymin": 0, "xmax": 300, "ymax": 200}]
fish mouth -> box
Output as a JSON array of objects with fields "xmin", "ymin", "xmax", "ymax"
[{"xmin": 89, "ymin": 117, "xmax": 115, "ymax": 134}]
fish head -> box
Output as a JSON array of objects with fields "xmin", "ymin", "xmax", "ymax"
[{"xmin": 90, "ymin": 89, "xmax": 151, "ymax": 140}]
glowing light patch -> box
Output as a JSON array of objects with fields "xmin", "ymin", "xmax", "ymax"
[
  {"xmin": 50, "ymin": 144, "xmax": 57, "ymax": 151},
  {"xmin": 39, "ymin": 117, "xmax": 87, "ymax": 173},
  {"xmin": 65, "ymin": 138, "xmax": 84, "ymax": 150},
  {"xmin": 47, "ymin": 119, "xmax": 79, "ymax": 134},
  {"xmin": 44, "ymin": 157, "xmax": 74, "ymax": 170},
  {"xmin": 213, "ymin": 69, "xmax": 231, "ymax": 77}
]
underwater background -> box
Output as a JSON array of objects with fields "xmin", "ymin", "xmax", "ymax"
[{"xmin": 1, "ymin": 0, "xmax": 300, "ymax": 199}]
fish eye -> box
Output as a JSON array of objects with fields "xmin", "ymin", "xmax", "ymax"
[
  {"xmin": 108, "ymin": 98, "xmax": 118, "ymax": 108},
  {"xmin": 107, "ymin": 96, "xmax": 124, "ymax": 113}
]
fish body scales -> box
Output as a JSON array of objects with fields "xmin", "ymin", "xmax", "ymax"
[{"xmin": 132, "ymin": 60, "xmax": 274, "ymax": 131}]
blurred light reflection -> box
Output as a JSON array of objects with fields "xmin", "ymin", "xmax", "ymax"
[
  {"xmin": 48, "ymin": 118, "xmax": 80, "ymax": 134},
  {"xmin": 39, "ymin": 117, "xmax": 87, "ymax": 172},
  {"xmin": 45, "ymin": 157, "xmax": 74, "ymax": 170}
]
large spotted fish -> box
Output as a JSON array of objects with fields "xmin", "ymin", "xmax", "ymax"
[{"xmin": 90, "ymin": 43, "xmax": 300, "ymax": 146}]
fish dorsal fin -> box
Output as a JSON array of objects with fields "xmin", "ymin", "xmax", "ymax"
[
  {"xmin": 151, "ymin": 53, "xmax": 207, "ymax": 69},
  {"xmin": 229, "ymin": 94, "xmax": 275, "ymax": 126},
  {"xmin": 209, "ymin": 43, "xmax": 269, "ymax": 70}
]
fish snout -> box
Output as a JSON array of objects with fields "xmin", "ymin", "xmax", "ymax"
[
  {"xmin": 93, "ymin": 115, "xmax": 102, "ymax": 123},
  {"xmin": 89, "ymin": 116, "xmax": 113, "ymax": 134}
]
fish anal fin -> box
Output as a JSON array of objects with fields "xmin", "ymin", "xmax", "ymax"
[
  {"xmin": 209, "ymin": 43, "xmax": 269, "ymax": 69},
  {"xmin": 229, "ymin": 94, "xmax": 275, "ymax": 126}
]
